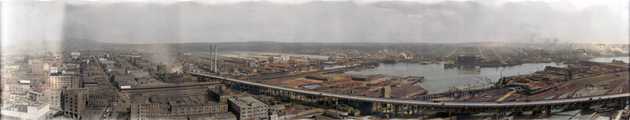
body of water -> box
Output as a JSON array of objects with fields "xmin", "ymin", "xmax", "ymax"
[
  {"xmin": 347, "ymin": 62, "xmax": 565, "ymax": 93},
  {"xmin": 348, "ymin": 56, "xmax": 625, "ymax": 119},
  {"xmin": 348, "ymin": 56, "xmax": 628, "ymax": 93},
  {"xmin": 589, "ymin": 56, "xmax": 629, "ymax": 63}
]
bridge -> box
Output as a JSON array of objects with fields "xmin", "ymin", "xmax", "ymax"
[
  {"xmin": 191, "ymin": 72, "xmax": 630, "ymax": 116},
  {"xmin": 119, "ymin": 82, "xmax": 221, "ymax": 93}
]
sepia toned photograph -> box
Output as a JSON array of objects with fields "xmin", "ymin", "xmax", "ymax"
[{"xmin": 1, "ymin": 0, "xmax": 629, "ymax": 119}]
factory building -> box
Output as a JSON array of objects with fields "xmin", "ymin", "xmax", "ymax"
[
  {"xmin": 132, "ymin": 102, "xmax": 228, "ymax": 119},
  {"xmin": 228, "ymin": 96, "xmax": 270, "ymax": 120},
  {"xmin": 130, "ymin": 94, "xmax": 229, "ymax": 120},
  {"xmin": 455, "ymin": 55, "xmax": 482, "ymax": 65},
  {"xmin": 208, "ymin": 85, "xmax": 238, "ymax": 103}
]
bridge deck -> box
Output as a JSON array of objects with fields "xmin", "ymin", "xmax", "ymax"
[{"xmin": 120, "ymin": 82, "xmax": 220, "ymax": 91}]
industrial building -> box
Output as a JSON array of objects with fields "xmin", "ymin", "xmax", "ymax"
[
  {"xmin": 129, "ymin": 90, "xmax": 230, "ymax": 120},
  {"xmin": 228, "ymin": 96, "xmax": 270, "ymax": 120},
  {"xmin": 131, "ymin": 101, "xmax": 228, "ymax": 119},
  {"xmin": 455, "ymin": 55, "xmax": 482, "ymax": 65}
]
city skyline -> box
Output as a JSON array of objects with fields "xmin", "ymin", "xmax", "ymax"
[{"xmin": 2, "ymin": 0, "xmax": 630, "ymax": 119}]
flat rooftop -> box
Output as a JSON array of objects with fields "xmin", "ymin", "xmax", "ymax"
[{"xmin": 228, "ymin": 96, "xmax": 267, "ymax": 107}]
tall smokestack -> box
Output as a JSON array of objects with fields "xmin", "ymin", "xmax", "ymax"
[
  {"xmin": 209, "ymin": 43, "xmax": 219, "ymax": 73},
  {"xmin": 214, "ymin": 44, "xmax": 218, "ymax": 73},
  {"xmin": 209, "ymin": 43, "xmax": 215, "ymax": 72},
  {"xmin": 626, "ymin": 0, "xmax": 630, "ymax": 106},
  {"xmin": 208, "ymin": 43, "xmax": 214, "ymax": 72}
]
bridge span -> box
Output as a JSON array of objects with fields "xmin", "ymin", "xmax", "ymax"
[
  {"xmin": 120, "ymin": 82, "xmax": 221, "ymax": 93},
  {"xmin": 191, "ymin": 72, "xmax": 630, "ymax": 115}
]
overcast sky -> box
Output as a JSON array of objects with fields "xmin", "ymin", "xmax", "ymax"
[{"xmin": 2, "ymin": 0, "xmax": 628, "ymax": 48}]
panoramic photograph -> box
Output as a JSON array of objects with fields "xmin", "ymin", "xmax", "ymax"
[{"xmin": 1, "ymin": 0, "xmax": 629, "ymax": 120}]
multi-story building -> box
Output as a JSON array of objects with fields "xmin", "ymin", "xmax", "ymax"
[
  {"xmin": 85, "ymin": 88, "xmax": 117, "ymax": 107},
  {"xmin": 169, "ymin": 98, "xmax": 228, "ymax": 116},
  {"xmin": 60, "ymin": 88, "xmax": 87, "ymax": 119},
  {"xmin": 130, "ymin": 95, "xmax": 228, "ymax": 120},
  {"xmin": 48, "ymin": 65, "xmax": 82, "ymax": 110},
  {"xmin": 8, "ymin": 80, "xmax": 31, "ymax": 95},
  {"xmin": 228, "ymin": 96, "xmax": 269, "ymax": 120},
  {"xmin": 48, "ymin": 75, "xmax": 81, "ymax": 89},
  {"xmin": 48, "ymin": 90, "xmax": 62, "ymax": 110},
  {"xmin": 1, "ymin": 104, "xmax": 50, "ymax": 120},
  {"xmin": 49, "ymin": 62, "xmax": 82, "ymax": 89},
  {"xmin": 208, "ymin": 85, "xmax": 238, "ymax": 104}
]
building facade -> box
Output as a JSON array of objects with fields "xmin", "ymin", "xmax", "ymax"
[
  {"xmin": 131, "ymin": 102, "xmax": 228, "ymax": 120},
  {"xmin": 228, "ymin": 96, "xmax": 269, "ymax": 120},
  {"xmin": 49, "ymin": 75, "xmax": 80, "ymax": 90},
  {"xmin": 60, "ymin": 88, "xmax": 87, "ymax": 119}
]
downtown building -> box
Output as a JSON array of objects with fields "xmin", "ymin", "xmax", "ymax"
[
  {"xmin": 48, "ymin": 64, "xmax": 82, "ymax": 110},
  {"xmin": 60, "ymin": 88, "xmax": 87, "ymax": 119}
]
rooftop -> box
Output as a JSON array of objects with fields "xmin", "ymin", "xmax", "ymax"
[{"xmin": 228, "ymin": 96, "xmax": 267, "ymax": 108}]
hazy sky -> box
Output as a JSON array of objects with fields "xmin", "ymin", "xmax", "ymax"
[{"xmin": 2, "ymin": 0, "xmax": 629, "ymax": 48}]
